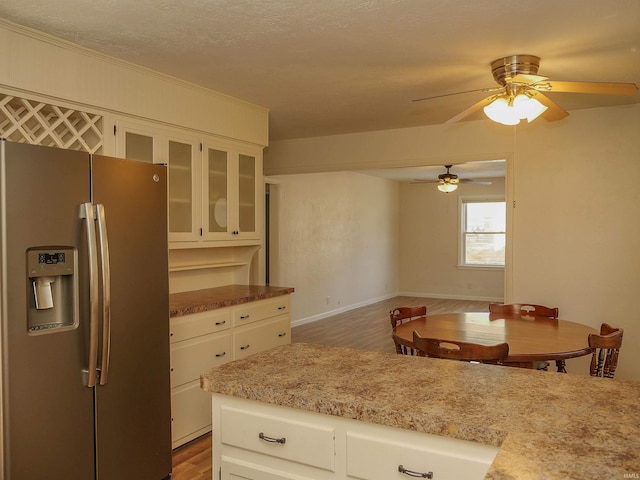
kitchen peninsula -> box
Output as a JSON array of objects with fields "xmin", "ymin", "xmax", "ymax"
[
  {"xmin": 201, "ymin": 342, "xmax": 640, "ymax": 479},
  {"xmin": 169, "ymin": 284, "xmax": 294, "ymax": 448}
]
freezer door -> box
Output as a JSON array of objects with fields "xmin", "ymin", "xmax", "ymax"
[
  {"xmin": 91, "ymin": 154, "xmax": 172, "ymax": 480},
  {"xmin": 0, "ymin": 142, "xmax": 95, "ymax": 479}
]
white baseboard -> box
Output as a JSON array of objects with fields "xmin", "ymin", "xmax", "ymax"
[
  {"xmin": 290, "ymin": 293, "xmax": 397, "ymax": 328},
  {"xmin": 291, "ymin": 291, "xmax": 503, "ymax": 327},
  {"xmin": 398, "ymin": 291, "xmax": 504, "ymax": 303}
]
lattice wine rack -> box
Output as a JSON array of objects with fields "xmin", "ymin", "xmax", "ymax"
[{"xmin": 0, "ymin": 94, "xmax": 104, "ymax": 154}]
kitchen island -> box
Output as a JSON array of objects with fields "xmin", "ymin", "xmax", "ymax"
[{"xmin": 201, "ymin": 342, "xmax": 640, "ymax": 479}]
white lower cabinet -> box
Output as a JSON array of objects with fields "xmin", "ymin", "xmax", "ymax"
[
  {"xmin": 170, "ymin": 294, "xmax": 291, "ymax": 448},
  {"xmin": 212, "ymin": 395, "xmax": 499, "ymax": 480}
]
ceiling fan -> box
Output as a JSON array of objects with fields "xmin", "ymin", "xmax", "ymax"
[
  {"xmin": 412, "ymin": 165, "xmax": 492, "ymax": 192},
  {"xmin": 413, "ymin": 54, "xmax": 639, "ymax": 125}
]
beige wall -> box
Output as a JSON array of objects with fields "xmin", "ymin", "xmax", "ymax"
[
  {"xmin": 265, "ymin": 104, "xmax": 640, "ymax": 382},
  {"xmin": 269, "ymin": 172, "xmax": 400, "ymax": 325},
  {"xmin": 400, "ymin": 177, "xmax": 505, "ymax": 300}
]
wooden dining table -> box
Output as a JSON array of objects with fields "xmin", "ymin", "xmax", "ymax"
[{"xmin": 392, "ymin": 312, "xmax": 598, "ymax": 372}]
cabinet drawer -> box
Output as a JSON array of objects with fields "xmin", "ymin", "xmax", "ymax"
[
  {"xmin": 170, "ymin": 309, "xmax": 231, "ymax": 343},
  {"xmin": 233, "ymin": 316, "xmax": 290, "ymax": 360},
  {"xmin": 221, "ymin": 405, "xmax": 335, "ymax": 472},
  {"xmin": 220, "ymin": 458, "xmax": 317, "ymax": 480},
  {"xmin": 233, "ymin": 296, "xmax": 290, "ymax": 328},
  {"xmin": 171, "ymin": 381, "xmax": 212, "ymax": 444},
  {"xmin": 346, "ymin": 429, "xmax": 498, "ymax": 480},
  {"xmin": 171, "ymin": 332, "xmax": 232, "ymax": 387}
]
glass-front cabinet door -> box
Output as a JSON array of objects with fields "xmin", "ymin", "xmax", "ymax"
[
  {"xmin": 206, "ymin": 147, "xmax": 230, "ymax": 236},
  {"xmin": 167, "ymin": 135, "xmax": 200, "ymax": 242},
  {"xmin": 115, "ymin": 119, "xmax": 161, "ymax": 164},
  {"xmin": 237, "ymin": 153, "xmax": 257, "ymax": 235}
]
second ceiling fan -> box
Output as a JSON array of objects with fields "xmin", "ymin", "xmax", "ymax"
[
  {"xmin": 413, "ymin": 54, "xmax": 639, "ymax": 125},
  {"xmin": 412, "ymin": 165, "xmax": 492, "ymax": 193}
]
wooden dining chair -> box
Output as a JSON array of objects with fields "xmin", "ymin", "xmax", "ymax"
[
  {"xmin": 412, "ymin": 331, "xmax": 509, "ymax": 365},
  {"xmin": 588, "ymin": 323, "xmax": 623, "ymax": 379},
  {"xmin": 489, "ymin": 302, "xmax": 558, "ymax": 370},
  {"xmin": 390, "ymin": 306, "xmax": 426, "ymax": 355},
  {"xmin": 489, "ymin": 303, "xmax": 559, "ymax": 318}
]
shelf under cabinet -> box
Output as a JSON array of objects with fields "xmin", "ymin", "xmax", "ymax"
[{"xmin": 169, "ymin": 262, "xmax": 248, "ymax": 272}]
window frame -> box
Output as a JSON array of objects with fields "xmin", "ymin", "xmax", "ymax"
[{"xmin": 458, "ymin": 195, "xmax": 506, "ymax": 270}]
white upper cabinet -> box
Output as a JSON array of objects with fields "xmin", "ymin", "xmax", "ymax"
[
  {"xmin": 114, "ymin": 116, "xmax": 263, "ymax": 248},
  {"xmin": 202, "ymin": 141, "xmax": 261, "ymax": 243}
]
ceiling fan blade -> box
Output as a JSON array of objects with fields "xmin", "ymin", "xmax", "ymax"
[
  {"xmin": 533, "ymin": 80, "xmax": 638, "ymax": 96},
  {"xmin": 459, "ymin": 179, "xmax": 493, "ymax": 185},
  {"xmin": 509, "ymin": 74, "xmax": 549, "ymax": 85},
  {"xmin": 531, "ymin": 92, "xmax": 569, "ymax": 122},
  {"xmin": 410, "ymin": 179, "xmax": 438, "ymax": 184},
  {"xmin": 445, "ymin": 96, "xmax": 496, "ymax": 124},
  {"xmin": 412, "ymin": 87, "xmax": 502, "ymax": 103}
]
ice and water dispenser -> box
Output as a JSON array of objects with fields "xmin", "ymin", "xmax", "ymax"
[{"xmin": 27, "ymin": 247, "xmax": 79, "ymax": 334}]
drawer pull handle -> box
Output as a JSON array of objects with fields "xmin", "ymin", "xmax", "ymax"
[
  {"xmin": 278, "ymin": 332, "xmax": 287, "ymax": 337},
  {"xmin": 259, "ymin": 432, "xmax": 286, "ymax": 444},
  {"xmin": 240, "ymin": 314, "xmax": 250, "ymax": 320},
  {"xmin": 240, "ymin": 344, "xmax": 250, "ymax": 350},
  {"xmin": 215, "ymin": 320, "xmax": 226, "ymax": 326},
  {"xmin": 278, "ymin": 306, "xmax": 286, "ymax": 310},
  {"xmin": 215, "ymin": 352, "xmax": 226, "ymax": 358},
  {"xmin": 398, "ymin": 465, "xmax": 433, "ymax": 478}
]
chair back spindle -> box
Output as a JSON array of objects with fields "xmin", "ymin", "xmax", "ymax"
[
  {"xmin": 588, "ymin": 323, "xmax": 623, "ymax": 379},
  {"xmin": 390, "ymin": 306, "xmax": 426, "ymax": 355}
]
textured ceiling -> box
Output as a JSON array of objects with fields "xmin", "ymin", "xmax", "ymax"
[{"xmin": 1, "ymin": 0, "xmax": 638, "ymax": 142}]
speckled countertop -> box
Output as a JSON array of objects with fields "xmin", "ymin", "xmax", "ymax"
[
  {"xmin": 169, "ymin": 284, "xmax": 294, "ymax": 317},
  {"xmin": 201, "ymin": 342, "xmax": 640, "ymax": 480}
]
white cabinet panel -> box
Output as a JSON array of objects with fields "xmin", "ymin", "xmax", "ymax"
[
  {"xmin": 233, "ymin": 316, "xmax": 290, "ymax": 360},
  {"xmin": 171, "ymin": 332, "xmax": 231, "ymax": 387},
  {"xmin": 170, "ymin": 309, "xmax": 231, "ymax": 343},
  {"xmin": 233, "ymin": 296, "xmax": 290, "ymax": 328},
  {"xmin": 171, "ymin": 381, "xmax": 212, "ymax": 447},
  {"xmin": 221, "ymin": 405, "xmax": 335, "ymax": 471},
  {"xmin": 221, "ymin": 458, "xmax": 316, "ymax": 480},
  {"xmin": 346, "ymin": 429, "xmax": 498, "ymax": 480}
]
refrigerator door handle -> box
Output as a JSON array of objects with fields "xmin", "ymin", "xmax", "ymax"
[
  {"xmin": 95, "ymin": 204, "xmax": 112, "ymax": 385},
  {"xmin": 80, "ymin": 202, "xmax": 100, "ymax": 388}
]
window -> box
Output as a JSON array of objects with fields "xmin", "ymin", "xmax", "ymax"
[{"xmin": 459, "ymin": 197, "xmax": 505, "ymax": 267}]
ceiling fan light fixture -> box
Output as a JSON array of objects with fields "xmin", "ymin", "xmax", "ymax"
[
  {"xmin": 437, "ymin": 182, "xmax": 458, "ymax": 193},
  {"xmin": 519, "ymin": 96, "xmax": 547, "ymax": 122},
  {"xmin": 483, "ymin": 97, "xmax": 519, "ymax": 125},
  {"xmin": 483, "ymin": 94, "xmax": 548, "ymax": 125}
]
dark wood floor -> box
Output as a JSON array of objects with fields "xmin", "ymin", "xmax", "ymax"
[{"xmin": 171, "ymin": 295, "xmax": 490, "ymax": 479}]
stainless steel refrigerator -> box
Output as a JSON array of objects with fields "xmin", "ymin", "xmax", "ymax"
[{"xmin": 0, "ymin": 140, "xmax": 172, "ymax": 479}]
